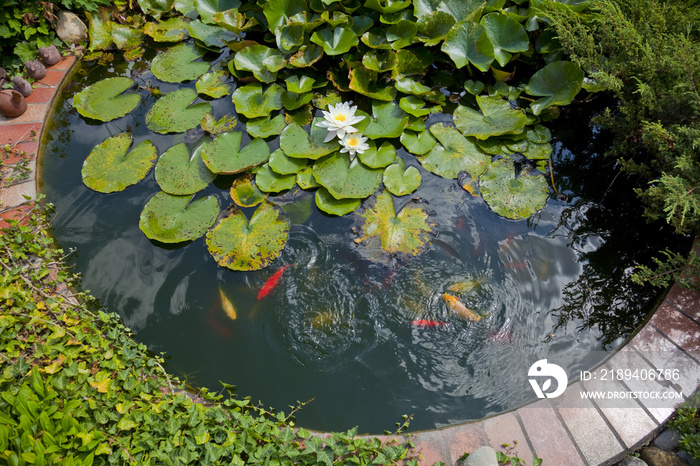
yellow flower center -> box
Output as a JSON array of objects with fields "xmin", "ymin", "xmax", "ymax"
[
  {"xmin": 347, "ymin": 137, "xmax": 359, "ymax": 146},
  {"xmin": 334, "ymin": 113, "xmax": 347, "ymax": 122}
]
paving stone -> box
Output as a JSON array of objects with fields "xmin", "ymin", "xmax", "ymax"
[
  {"xmin": 482, "ymin": 412, "xmax": 535, "ymax": 466},
  {"xmin": 650, "ymin": 302, "xmax": 700, "ymax": 352},
  {"xmin": 36, "ymin": 70, "xmax": 67, "ymax": 87},
  {"xmin": 0, "ymin": 178, "xmax": 36, "ymax": 209},
  {"xmin": 551, "ymin": 382, "xmax": 625, "ymax": 465},
  {"xmin": 518, "ymin": 400, "xmax": 585, "ymax": 466},
  {"xmin": 25, "ymin": 87, "xmax": 57, "ymax": 105},
  {"xmin": 0, "ymin": 203, "xmax": 34, "ymax": 229},
  {"xmin": 46, "ymin": 55, "xmax": 76, "ymax": 71},
  {"xmin": 411, "ymin": 430, "xmax": 452, "ymax": 466},
  {"xmin": 0, "ymin": 122, "xmax": 42, "ymax": 145},
  {"xmin": 443, "ymin": 421, "xmax": 489, "ymax": 463},
  {"xmin": 5, "ymin": 104, "xmax": 50, "ymax": 124},
  {"xmin": 666, "ymin": 283, "xmax": 700, "ymax": 323}
]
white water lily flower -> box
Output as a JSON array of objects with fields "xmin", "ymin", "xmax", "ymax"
[
  {"xmin": 317, "ymin": 102, "xmax": 365, "ymax": 142},
  {"xmin": 339, "ymin": 133, "xmax": 370, "ymax": 160}
]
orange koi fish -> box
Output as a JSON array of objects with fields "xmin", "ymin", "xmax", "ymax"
[
  {"xmin": 442, "ymin": 293, "xmax": 482, "ymax": 322},
  {"xmin": 411, "ymin": 320, "xmax": 447, "ymax": 327},
  {"xmin": 257, "ymin": 264, "xmax": 293, "ymax": 300},
  {"xmin": 219, "ymin": 287, "xmax": 237, "ymax": 320}
]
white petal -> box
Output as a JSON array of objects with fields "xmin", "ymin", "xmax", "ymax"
[{"xmin": 323, "ymin": 130, "xmax": 338, "ymax": 142}]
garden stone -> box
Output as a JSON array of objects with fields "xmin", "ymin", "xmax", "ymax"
[
  {"xmin": 0, "ymin": 90, "xmax": 28, "ymax": 118},
  {"xmin": 0, "ymin": 67, "xmax": 6, "ymax": 87},
  {"xmin": 676, "ymin": 451, "xmax": 693, "ymax": 465},
  {"xmin": 464, "ymin": 446, "xmax": 498, "ymax": 466},
  {"xmin": 640, "ymin": 447, "xmax": 687, "ymax": 466},
  {"xmin": 618, "ymin": 457, "xmax": 649, "ymax": 466},
  {"xmin": 39, "ymin": 45, "xmax": 61, "ymax": 66},
  {"xmin": 57, "ymin": 10, "xmax": 87, "ymax": 45},
  {"xmin": 651, "ymin": 428, "xmax": 681, "ymax": 451},
  {"xmin": 25, "ymin": 60, "xmax": 46, "ymax": 80},
  {"xmin": 13, "ymin": 76, "xmax": 33, "ymax": 97}
]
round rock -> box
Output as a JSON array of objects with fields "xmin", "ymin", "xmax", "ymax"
[
  {"xmin": 464, "ymin": 446, "xmax": 498, "ymax": 466},
  {"xmin": 618, "ymin": 457, "xmax": 649, "ymax": 466},
  {"xmin": 13, "ymin": 76, "xmax": 33, "ymax": 97},
  {"xmin": 640, "ymin": 447, "xmax": 687, "ymax": 466},
  {"xmin": 25, "ymin": 60, "xmax": 47, "ymax": 80},
  {"xmin": 56, "ymin": 10, "xmax": 88, "ymax": 45},
  {"xmin": 39, "ymin": 45, "xmax": 61, "ymax": 66}
]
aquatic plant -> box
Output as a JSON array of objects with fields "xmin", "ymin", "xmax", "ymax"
[{"xmin": 72, "ymin": 0, "xmax": 594, "ymax": 270}]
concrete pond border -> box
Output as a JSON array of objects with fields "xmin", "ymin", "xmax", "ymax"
[{"xmin": 1, "ymin": 54, "xmax": 699, "ymax": 466}]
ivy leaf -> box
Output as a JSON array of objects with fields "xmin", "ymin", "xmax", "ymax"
[
  {"xmin": 151, "ymin": 42, "xmax": 210, "ymax": 83},
  {"xmin": 205, "ymin": 202, "xmax": 290, "ymax": 271},
  {"xmin": 453, "ymin": 95, "xmax": 528, "ymax": 140},
  {"xmin": 139, "ymin": 191, "xmax": 219, "ymax": 243},
  {"xmin": 196, "ymin": 71, "xmax": 233, "ymax": 98},
  {"xmin": 312, "ymin": 152, "xmax": 383, "ymax": 199},
  {"xmin": 383, "ymin": 157, "xmax": 422, "ymax": 196},
  {"xmin": 524, "ymin": 61, "xmax": 584, "ymax": 115},
  {"xmin": 231, "ymin": 83, "xmax": 284, "ymax": 118},
  {"xmin": 146, "ymin": 88, "xmax": 211, "ymax": 134},
  {"xmin": 155, "ymin": 142, "xmax": 216, "ymax": 195},
  {"xmin": 418, "ymin": 124, "xmax": 490, "ymax": 179},
  {"xmin": 72, "ymin": 77, "xmax": 140, "ymax": 122},
  {"xmin": 201, "ymin": 131, "xmax": 270, "ymax": 174},
  {"xmin": 82, "ymin": 133, "xmax": 157, "ymax": 193},
  {"xmin": 479, "ymin": 158, "xmax": 549, "ymax": 219}
]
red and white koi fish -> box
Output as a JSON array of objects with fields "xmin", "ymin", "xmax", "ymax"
[
  {"xmin": 257, "ymin": 264, "xmax": 293, "ymax": 300},
  {"xmin": 411, "ymin": 320, "xmax": 447, "ymax": 327},
  {"xmin": 442, "ymin": 293, "xmax": 482, "ymax": 322}
]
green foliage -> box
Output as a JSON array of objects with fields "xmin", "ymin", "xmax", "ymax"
[
  {"xmin": 669, "ymin": 391, "xmax": 700, "ymax": 462},
  {"xmin": 0, "ymin": 203, "xmax": 421, "ymax": 464}
]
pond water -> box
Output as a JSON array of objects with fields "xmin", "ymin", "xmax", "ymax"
[{"xmin": 39, "ymin": 54, "xmax": 689, "ymax": 433}]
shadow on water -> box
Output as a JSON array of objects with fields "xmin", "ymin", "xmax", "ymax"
[{"xmin": 37, "ymin": 57, "xmax": 691, "ymax": 434}]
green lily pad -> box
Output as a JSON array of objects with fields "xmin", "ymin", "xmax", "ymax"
[
  {"xmin": 383, "ymin": 157, "xmax": 421, "ymax": 196},
  {"xmin": 313, "ymin": 152, "xmax": 383, "ymax": 199},
  {"xmin": 112, "ymin": 25, "xmax": 144, "ymax": 50},
  {"xmin": 399, "ymin": 96, "xmax": 439, "ymax": 117},
  {"xmin": 362, "ymin": 50, "xmax": 397, "ymax": 72},
  {"xmin": 288, "ymin": 44, "xmax": 324, "ymax": 67},
  {"xmin": 480, "ymin": 12, "xmax": 530, "ymax": 67},
  {"xmin": 155, "ymin": 142, "xmax": 215, "ymax": 195},
  {"xmin": 418, "ymin": 124, "xmax": 490, "ymax": 179},
  {"xmin": 187, "ymin": 19, "xmax": 237, "ymax": 48},
  {"xmin": 479, "ymin": 158, "xmax": 549, "ymax": 220},
  {"xmin": 255, "ymin": 163, "xmax": 298, "ymax": 193},
  {"xmin": 230, "ymin": 174, "xmax": 266, "ymax": 207},
  {"xmin": 353, "ymin": 190, "xmax": 436, "ymax": 257},
  {"xmin": 231, "ymin": 83, "xmax": 284, "ymax": 119},
  {"xmin": 151, "ymin": 42, "xmax": 210, "ymax": 83},
  {"xmin": 285, "ymin": 105, "xmax": 313, "ymax": 126},
  {"xmin": 263, "ymin": 0, "xmax": 308, "ymax": 31},
  {"xmin": 453, "ymin": 95, "xmax": 528, "ymax": 140},
  {"xmin": 213, "ymin": 8, "xmax": 259, "ymax": 33},
  {"xmin": 233, "ymin": 45, "xmax": 287, "ymax": 83},
  {"xmin": 279, "ymin": 119, "xmax": 338, "ymax": 159},
  {"xmin": 205, "ymin": 202, "xmax": 290, "ymax": 271},
  {"xmin": 363, "ymin": 101, "xmax": 409, "ymax": 139},
  {"xmin": 194, "ymin": 0, "xmax": 242, "ymax": 24},
  {"xmin": 416, "ymin": 11, "xmax": 455, "ymax": 46},
  {"xmin": 394, "ymin": 77, "xmax": 434, "ymax": 97},
  {"xmin": 386, "ymin": 20, "xmax": 417, "ymax": 49},
  {"xmin": 201, "ymin": 113, "xmax": 238, "ymax": 135},
  {"xmin": 361, "ymin": 29, "xmax": 393, "ymax": 49},
  {"xmin": 358, "ymin": 141, "xmax": 396, "ymax": 168},
  {"xmin": 146, "ymin": 88, "xmax": 211, "ymax": 134},
  {"xmin": 195, "ymin": 71, "xmax": 233, "ymax": 98},
  {"xmin": 269, "ymin": 148, "xmax": 307, "ymax": 175},
  {"xmin": 297, "ymin": 167, "xmax": 320, "ymax": 189},
  {"xmin": 285, "ymin": 75, "xmax": 319, "ymax": 93},
  {"xmin": 137, "ymin": 0, "xmax": 174, "ymax": 19},
  {"xmin": 315, "ymin": 187, "xmax": 361, "ymax": 216},
  {"xmin": 72, "ymin": 77, "xmax": 140, "ymax": 122},
  {"xmin": 524, "ymin": 61, "xmax": 584, "ymax": 115},
  {"xmin": 82, "ymin": 133, "xmax": 157, "ymax": 193},
  {"xmin": 281, "ymin": 90, "xmax": 314, "ymax": 110},
  {"xmin": 201, "ymin": 131, "xmax": 270, "ymax": 174},
  {"xmin": 364, "ymin": 0, "xmax": 411, "ymax": 14},
  {"xmin": 246, "ymin": 114, "xmax": 287, "ymax": 138},
  {"xmin": 348, "ymin": 65, "xmax": 397, "ymax": 101},
  {"xmin": 139, "ymin": 191, "xmax": 219, "ymax": 243},
  {"xmin": 394, "ymin": 48, "xmax": 434, "ymax": 77},
  {"xmin": 413, "ymin": 0, "xmax": 487, "ymax": 22},
  {"xmin": 400, "ymin": 129, "xmax": 436, "ymax": 155},
  {"xmin": 85, "ymin": 10, "xmax": 114, "ymax": 50},
  {"xmin": 144, "ymin": 17, "xmax": 189, "ymax": 42},
  {"xmin": 441, "ymin": 20, "xmax": 494, "ymax": 71},
  {"xmin": 310, "ymin": 26, "xmax": 359, "ymax": 56},
  {"xmin": 527, "ymin": 125, "xmax": 552, "ymax": 144}
]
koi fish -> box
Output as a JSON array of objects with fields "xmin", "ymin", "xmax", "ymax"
[
  {"xmin": 447, "ymin": 278, "xmax": 484, "ymax": 294},
  {"xmin": 206, "ymin": 316, "xmax": 233, "ymax": 338},
  {"xmin": 257, "ymin": 264, "xmax": 293, "ymax": 300},
  {"xmin": 411, "ymin": 320, "xmax": 447, "ymax": 327},
  {"xmin": 442, "ymin": 293, "xmax": 482, "ymax": 322},
  {"xmin": 219, "ymin": 287, "xmax": 237, "ymax": 320},
  {"xmin": 488, "ymin": 318, "xmax": 514, "ymax": 343}
]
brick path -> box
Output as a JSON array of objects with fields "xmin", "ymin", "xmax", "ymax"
[{"xmin": 1, "ymin": 53, "xmax": 699, "ymax": 466}]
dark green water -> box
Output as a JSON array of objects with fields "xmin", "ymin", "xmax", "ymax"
[{"xmin": 38, "ymin": 55, "xmax": 690, "ymax": 433}]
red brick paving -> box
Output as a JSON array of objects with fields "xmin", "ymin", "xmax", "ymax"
[{"xmin": 0, "ymin": 123, "xmax": 42, "ymax": 145}]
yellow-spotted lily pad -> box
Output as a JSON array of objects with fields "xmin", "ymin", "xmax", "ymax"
[
  {"xmin": 145, "ymin": 88, "xmax": 211, "ymax": 134},
  {"xmin": 230, "ymin": 174, "xmax": 266, "ymax": 207},
  {"xmin": 139, "ymin": 191, "xmax": 219, "ymax": 243},
  {"xmin": 201, "ymin": 131, "xmax": 270, "ymax": 174},
  {"xmin": 72, "ymin": 77, "xmax": 141, "ymax": 122},
  {"xmin": 151, "ymin": 42, "xmax": 210, "ymax": 83},
  {"xmin": 479, "ymin": 158, "xmax": 549, "ymax": 220},
  {"xmin": 82, "ymin": 133, "xmax": 157, "ymax": 193},
  {"xmin": 418, "ymin": 124, "xmax": 490, "ymax": 179},
  {"xmin": 155, "ymin": 142, "xmax": 216, "ymax": 195}
]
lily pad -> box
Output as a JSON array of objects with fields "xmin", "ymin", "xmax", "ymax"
[
  {"xmin": 357, "ymin": 141, "xmax": 396, "ymax": 168},
  {"xmin": 480, "ymin": 12, "xmax": 530, "ymax": 67},
  {"xmin": 315, "ymin": 188, "xmax": 361, "ymax": 216},
  {"xmin": 263, "ymin": 0, "xmax": 308, "ymax": 32},
  {"xmin": 413, "ymin": 0, "xmax": 486, "ymax": 22},
  {"xmin": 112, "ymin": 26, "xmax": 144, "ymax": 50},
  {"xmin": 453, "ymin": 94, "xmax": 528, "ymax": 140},
  {"xmin": 82, "ymin": 133, "xmax": 157, "ymax": 193},
  {"xmin": 297, "ymin": 167, "xmax": 320, "ymax": 189},
  {"xmin": 279, "ymin": 119, "xmax": 338, "ymax": 159},
  {"xmin": 416, "ymin": 11, "xmax": 455, "ymax": 46},
  {"xmin": 364, "ymin": 0, "xmax": 411, "ymax": 14},
  {"xmin": 231, "ymin": 83, "xmax": 284, "ymax": 119},
  {"xmin": 144, "ymin": 17, "xmax": 190, "ymax": 42},
  {"xmin": 399, "ymin": 96, "xmax": 439, "ymax": 117},
  {"xmin": 400, "ymin": 129, "xmax": 436, "ymax": 155},
  {"xmin": 313, "ymin": 152, "xmax": 383, "ymax": 199},
  {"xmin": 394, "ymin": 77, "xmax": 434, "ymax": 97},
  {"xmin": 201, "ymin": 131, "xmax": 270, "ymax": 174},
  {"xmin": 418, "ymin": 124, "xmax": 490, "ymax": 179},
  {"xmin": 72, "ymin": 77, "xmax": 141, "ymax": 122},
  {"xmin": 213, "ymin": 8, "xmax": 259, "ymax": 33},
  {"xmin": 155, "ymin": 142, "xmax": 216, "ymax": 195},
  {"xmin": 201, "ymin": 113, "xmax": 238, "ymax": 135},
  {"xmin": 255, "ymin": 163, "xmax": 298, "ymax": 193},
  {"xmin": 394, "ymin": 48, "xmax": 434, "ymax": 77},
  {"xmin": 246, "ymin": 114, "xmax": 287, "ymax": 138},
  {"xmin": 310, "ymin": 26, "xmax": 359, "ymax": 56},
  {"xmin": 288, "ymin": 44, "xmax": 324, "ymax": 67},
  {"xmin": 187, "ymin": 19, "xmax": 237, "ymax": 48},
  {"xmin": 383, "ymin": 157, "xmax": 422, "ymax": 196},
  {"xmin": 205, "ymin": 201, "xmax": 290, "ymax": 271},
  {"xmin": 363, "ymin": 101, "xmax": 409, "ymax": 139},
  {"xmin": 386, "ymin": 20, "xmax": 417, "ymax": 49},
  {"xmin": 362, "ymin": 50, "xmax": 398, "ymax": 72},
  {"xmin": 269, "ymin": 148, "xmax": 308, "ymax": 175},
  {"xmin": 353, "ymin": 190, "xmax": 436, "ymax": 257},
  {"xmin": 281, "ymin": 90, "xmax": 314, "ymax": 110},
  {"xmin": 285, "ymin": 75, "xmax": 319, "ymax": 93},
  {"xmin": 139, "ymin": 191, "xmax": 219, "ymax": 243},
  {"xmin": 230, "ymin": 173, "xmax": 266, "ymax": 207},
  {"xmin": 194, "ymin": 0, "xmax": 242, "ymax": 24},
  {"xmin": 479, "ymin": 158, "xmax": 549, "ymax": 219},
  {"xmin": 524, "ymin": 61, "xmax": 584, "ymax": 115},
  {"xmin": 441, "ymin": 20, "xmax": 494, "ymax": 71},
  {"xmin": 146, "ymin": 88, "xmax": 211, "ymax": 134},
  {"xmin": 233, "ymin": 45, "xmax": 287, "ymax": 83},
  {"xmin": 348, "ymin": 64, "xmax": 397, "ymax": 101},
  {"xmin": 195, "ymin": 71, "xmax": 233, "ymax": 98},
  {"xmin": 151, "ymin": 42, "xmax": 210, "ymax": 83}
]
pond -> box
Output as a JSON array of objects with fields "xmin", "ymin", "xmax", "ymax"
[{"xmin": 38, "ymin": 48, "xmax": 688, "ymax": 433}]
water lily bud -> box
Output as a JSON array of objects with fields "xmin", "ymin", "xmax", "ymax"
[
  {"xmin": 25, "ymin": 60, "xmax": 47, "ymax": 80},
  {"xmin": 0, "ymin": 90, "xmax": 28, "ymax": 118},
  {"xmin": 12, "ymin": 76, "xmax": 33, "ymax": 97},
  {"xmin": 39, "ymin": 45, "xmax": 61, "ymax": 66}
]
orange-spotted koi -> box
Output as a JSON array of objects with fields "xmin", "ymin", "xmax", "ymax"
[
  {"xmin": 257, "ymin": 264, "xmax": 293, "ymax": 300},
  {"xmin": 219, "ymin": 287, "xmax": 237, "ymax": 320},
  {"xmin": 411, "ymin": 320, "xmax": 447, "ymax": 327},
  {"xmin": 442, "ymin": 293, "xmax": 482, "ymax": 322}
]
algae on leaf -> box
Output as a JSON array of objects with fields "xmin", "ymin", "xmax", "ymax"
[
  {"xmin": 155, "ymin": 142, "xmax": 216, "ymax": 195},
  {"xmin": 146, "ymin": 88, "xmax": 211, "ymax": 134},
  {"xmin": 151, "ymin": 42, "xmax": 210, "ymax": 83},
  {"xmin": 418, "ymin": 124, "xmax": 490, "ymax": 179},
  {"xmin": 82, "ymin": 133, "xmax": 157, "ymax": 193}
]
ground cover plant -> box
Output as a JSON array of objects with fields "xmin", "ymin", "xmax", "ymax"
[{"xmin": 71, "ymin": 0, "xmax": 594, "ymax": 271}]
